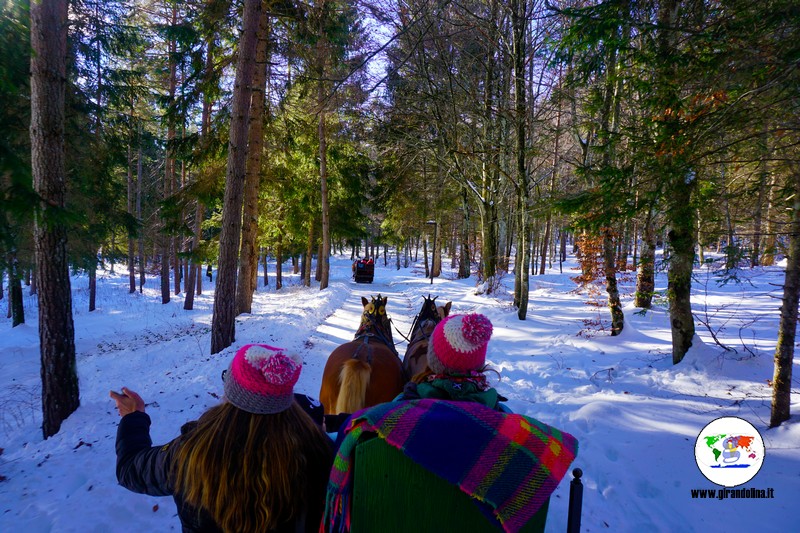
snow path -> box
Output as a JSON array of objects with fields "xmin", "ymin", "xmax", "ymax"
[{"xmin": 0, "ymin": 254, "xmax": 798, "ymax": 532}]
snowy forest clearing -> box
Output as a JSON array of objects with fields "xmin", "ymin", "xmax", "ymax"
[{"xmin": 0, "ymin": 253, "xmax": 798, "ymax": 532}]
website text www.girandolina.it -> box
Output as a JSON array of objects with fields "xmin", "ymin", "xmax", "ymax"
[{"xmin": 691, "ymin": 487, "xmax": 775, "ymax": 500}]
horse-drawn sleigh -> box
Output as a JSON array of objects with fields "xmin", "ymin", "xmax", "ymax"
[
  {"xmin": 352, "ymin": 258, "xmax": 374, "ymax": 283},
  {"xmin": 318, "ymin": 294, "xmax": 583, "ymax": 533}
]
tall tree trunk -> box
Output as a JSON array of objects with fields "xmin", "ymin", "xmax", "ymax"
[
  {"xmin": 262, "ymin": 249, "xmax": 268, "ymax": 286},
  {"xmin": 172, "ymin": 13, "xmax": 183, "ymax": 298},
  {"xmin": 431, "ymin": 220, "xmax": 441, "ymax": 278},
  {"xmin": 450, "ymin": 228, "xmax": 457, "ymax": 269},
  {"xmin": 30, "ymin": 0, "xmax": 79, "ymax": 438},
  {"xmin": 752, "ymin": 131, "xmax": 769, "ymax": 267},
  {"xmin": 10, "ymin": 276, "xmax": 24, "ymax": 326},
  {"xmin": 668, "ymin": 186, "xmax": 697, "ymax": 364},
  {"xmin": 183, "ymin": 237, "xmax": 189, "ymax": 285},
  {"xmin": 160, "ymin": 238, "xmax": 171, "ymax": 303},
  {"xmin": 696, "ymin": 208, "xmax": 705, "ymax": 264},
  {"xmin": 479, "ymin": 204, "xmax": 498, "ymax": 289},
  {"xmin": 303, "ymin": 223, "xmax": 314, "ymax": 287},
  {"xmin": 276, "ymin": 233, "xmax": 283, "ymax": 290},
  {"xmin": 185, "ymin": 36, "xmax": 215, "ymax": 310},
  {"xmin": 635, "ymin": 209, "xmax": 656, "ymax": 308},
  {"xmin": 762, "ymin": 174, "xmax": 778, "ymax": 266},
  {"xmin": 127, "ymin": 125, "xmax": 136, "ymax": 293},
  {"xmin": 173, "ymin": 247, "xmax": 181, "ymax": 294},
  {"xmin": 657, "ymin": 0, "xmax": 695, "ymax": 364},
  {"xmin": 423, "ymin": 238, "xmax": 429, "ymax": 278},
  {"xmin": 173, "ymin": 166, "xmax": 184, "ymax": 296},
  {"xmin": 723, "ymin": 180, "xmax": 736, "ymax": 270},
  {"xmin": 597, "ymin": 7, "xmax": 625, "ymax": 334},
  {"xmin": 316, "ymin": 242, "xmax": 323, "ymax": 281},
  {"xmin": 618, "ymin": 218, "xmax": 632, "ymax": 271},
  {"xmin": 604, "ymin": 228, "xmax": 624, "ymax": 334},
  {"xmin": 88, "ymin": 263, "xmax": 97, "ymax": 312},
  {"xmin": 8, "ymin": 252, "xmax": 24, "ymax": 326},
  {"xmin": 236, "ymin": 13, "xmax": 269, "ymax": 314},
  {"xmin": 210, "ymin": 0, "xmax": 262, "ymax": 354},
  {"xmin": 540, "ymin": 135, "xmax": 559, "ymax": 276},
  {"xmin": 512, "ymin": 0, "xmax": 529, "ymax": 318},
  {"xmin": 479, "ymin": 0, "xmax": 499, "ymax": 293},
  {"xmin": 318, "ymin": 83, "xmax": 331, "ymax": 290},
  {"xmin": 503, "ymin": 209, "xmax": 513, "ymax": 273},
  {"xmin": 137, "ymin": 122, "xmax": 145, "ymax": 293},
  {"xmin": 161, "ymin": 3, "xmax": 177, "ymax": 305},
  {"xmin": 541, "ymin": 72, "xmax": 563, "ymax": 276},
  {"xmin": 770, "ymin": 172, "xmax": 800, "ymax": 427},
  {"xmin": 183, "ymin": 199, "xmax": 204, "ymax": 311},
  {"xmin": 459, "ymin": 187, "xmax": 471, "ymax": 278}
]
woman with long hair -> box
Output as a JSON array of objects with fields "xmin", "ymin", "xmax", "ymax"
[{"xmin": 111, "ymin": 344, "xmax": 333, "ymax": 533}]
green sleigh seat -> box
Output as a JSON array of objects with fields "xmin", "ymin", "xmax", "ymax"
[{"xmin": 351, "ymin": 435, "xmax": 578, "ymax": 532}]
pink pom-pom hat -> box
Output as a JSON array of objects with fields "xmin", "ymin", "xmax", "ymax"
[
  {"xmin": 223, "ymin": 344, "xmax": 302, "ymax": 414},
  {"xmin": 427, "ymin": 313, "xmax": 493, "ymax": 374}
]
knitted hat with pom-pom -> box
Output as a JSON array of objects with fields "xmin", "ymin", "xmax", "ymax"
[
  {"xmin": 223, "ymin": 344, "xmax": 302, "ymax": 414},
  {"xmin": 427, "ymin": 313, "xmax": 493, "ymax": 374}
]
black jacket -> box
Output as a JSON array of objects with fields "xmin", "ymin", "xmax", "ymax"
[{"xmin": 115, "ymin": 402, "xmax": 332, "ymax": 533}]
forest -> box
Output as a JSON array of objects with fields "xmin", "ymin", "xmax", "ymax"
[{"xmin": 1, "ymin": 0, "xmax": 798, "ymax": 438}]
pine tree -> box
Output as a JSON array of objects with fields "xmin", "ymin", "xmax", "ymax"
[
  {"xmin": 210, "ymin": 0, "xmax": 262, "ymax": 354},
  {"xmin": 30, "ymin": 0, "xmax": 80, "ymax": 438}
]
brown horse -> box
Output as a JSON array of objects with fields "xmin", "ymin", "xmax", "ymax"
[
  {"xmin": 319, "ymin": 295, "xmax": 405, "ymax": 415},
  {"xmin": 402, "ymin": 295, "xmax": 452, "ymax": 379}
]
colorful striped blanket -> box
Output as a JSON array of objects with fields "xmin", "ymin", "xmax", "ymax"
[{"xmin": 322, "ymin": 399, "xmax": 579, "ymax": 533}]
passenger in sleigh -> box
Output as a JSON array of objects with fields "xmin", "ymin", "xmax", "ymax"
[
  {"xmin": 111, "ymin": 344, "xmax": 334, "ymax": 533},
  {"xmin": 398, "ymin": 313, "xmax": 506, "ymax": 410}
]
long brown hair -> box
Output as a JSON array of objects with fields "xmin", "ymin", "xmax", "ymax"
[{"xmin": 174, "ymin": 401, "xmax": 332, "ymax": 533}]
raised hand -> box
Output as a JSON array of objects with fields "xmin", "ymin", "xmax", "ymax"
[{"xmin": 109, "ymin": 387, "xmax": 146, "ymax": 417}]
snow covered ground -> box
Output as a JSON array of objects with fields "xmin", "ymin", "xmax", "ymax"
[{"xmin": 0, "ymin": 251, "xmax": 798, "ymax": 532}]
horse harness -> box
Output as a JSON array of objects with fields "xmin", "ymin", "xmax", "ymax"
[
  {"xmin": 405, "ymin": 318, "xmax": 437, "ymax": 367},
  {"xmin": 353, "ymin": 314, "xmax": 399, "ymax": 362}
]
